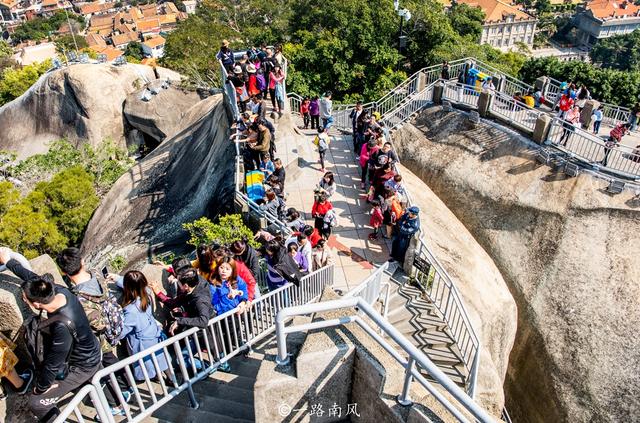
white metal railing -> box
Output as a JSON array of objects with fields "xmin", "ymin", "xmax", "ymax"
[
  {"xmin": 274, "ymin": 295, "xmax": 493, "ymax": 423},
  {"xmin": 546, "ymin": 118, "xmax": 640, "ymax": 178},
  {"xmin": 345, "ymin": 262, "xmax": 391, "ymax": 320},
  {"xmin": 490, "ymin": 90, "xmax": 542, "ymax": 132},
  {"xmin": 442, "ymin": 82, "xmax": 481, "ymax": 109},
  {"xmin": 53, "ymin": 385, "xmax": 110, "ymax": 423},
  {"xmin": 382, "ymin": 84, "xmax": 436, "ymax": 130},
  {"xmin": 601, "ymin": 103, "xmax": 631, "ymax": 127},
  {"xmin": 57, "ymin": 265, "xmax": 335, "ymax": 423},
  {"xmin": 410, "ymin": 240, "xmax": 481, "ymax": 397},
  {"xmin": 375, "ymin": 103, "xmax": 481, "ymax": 397}
]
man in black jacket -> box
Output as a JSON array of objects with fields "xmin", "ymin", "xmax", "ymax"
[
  {"xmin": 163, "ymin": 268, "xmax": 213, "ymax": 336},
  {"xmin": 0, "ymin": 250, "xmax": 101, "ymax": 423}
]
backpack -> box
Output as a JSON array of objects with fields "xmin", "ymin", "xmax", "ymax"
[
  {"xmin": 323, "ymin": 209, "xmax": 338, "ymax": 228},
  {"xmin": 256, "ymin": 74, "xmax": 266, "ymax": 92},
  {"xmin": 559, "ymin": 96, "xmax": 571, "ymax": 112},
  {"xmin": 390, "ymin": 199, "xmax": 404, "ymax": 222},
  {"xmin": 24, "ymin": 311, "xmax": 77, "ymax": 368},
  {"xmin": 76, "ymin": 275, "xmax": 124, "ymax": 347}
]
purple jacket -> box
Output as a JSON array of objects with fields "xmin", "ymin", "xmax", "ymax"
[{"xmin": 309, "ymin": 100, "xmax": 320, "ymax": 116}]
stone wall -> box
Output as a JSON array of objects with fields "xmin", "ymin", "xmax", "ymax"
[{"xmin": 392, "ymin": 106, "xmax": 640, "ymax": 423}]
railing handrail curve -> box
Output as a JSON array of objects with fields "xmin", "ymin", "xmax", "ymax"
[{"xmin": 275, "ymin": 294, "xmax": 494, "ymax": 423}]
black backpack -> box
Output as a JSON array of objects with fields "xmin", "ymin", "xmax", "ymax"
[{"xmin": 24, "ymin": 311, "xmax": 77, "ymax": 368}]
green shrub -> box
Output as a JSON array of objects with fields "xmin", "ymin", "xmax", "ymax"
[
  {"xmin": 183, "ymin": 214, "xmax": 259, "ymax": 249},
  {"xmin": 109, "ymin": 254, "xmax": 127, "ymax": 272}
]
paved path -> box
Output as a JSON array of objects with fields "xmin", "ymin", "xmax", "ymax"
[{"xmin": 282, "ymin": 124, "xmax": 391, "ymax": 293}]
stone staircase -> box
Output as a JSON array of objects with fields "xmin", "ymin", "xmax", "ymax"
[{"xmin": 384, "ymin": 268, "xmax": 468, "ymax": 388}]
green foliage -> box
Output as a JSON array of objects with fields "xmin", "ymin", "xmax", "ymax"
[
  {"xmin": 0, "ymin": 60, "xmax": 51, "ymax": 105},
  {"xmin": 54, "ymin": 34, "xmax": 88, "ymax": 56},
  {"xmin": 447, "ymin": 2, "xmax": 485, "ymax": 39},
  {"xmin": 0, "ymin": 202, "xmax": 67, "ymax": 259},
  {"xmin": 109, "ymin": 254, "xmax": 126, "ymax": 272},
  {"xmin": 590, "ymin": 30, "xmax": 640, "ymax": 72},
  {"xmin": 519, "ymin": 57, "xmax": 640, "ymax": 107},
  {"xmin": 183, "ymin": 215, "xmax": 259, "ymax": 249},
  {"xmin": 10, "ymin": 139, "xmax": 134, "ymax": 195},
  {"xmin": 32, "ymin": 166, "xmax": 99, "ymax": 244},
  {"xmin": 285, "ymin": 0, "xmax": 406, "ymax": 100},
  {"xmin": 124, "ymin": 41, "xmax": 145, "ymax": 61},
  {"xmin": 12, "ymin": 11, "xmax": 85, "ymax": 43},
  {"xmin": 0, "ymin": 181, "xmax": 20, "ymax": 217},
  {"xmin": 160, "ymin": 3, "xmax": 234, "ymax": 86}
]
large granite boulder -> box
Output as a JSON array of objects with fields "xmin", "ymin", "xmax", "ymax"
[
  {"xmin": 80, "ymin": 94, "xmax": 236, "ymax": 269},
  {"xmin": 123, "ymin": 80, "xmax": 201, "ymax": 146},
  {"xmin": 393, "ymin": 107, "xmax": 640, "ymax": 423},
  {"xmin": 0, "ymin": 63, "xmax": 181, "ymax": 160},
  {"xmin": 397, "ymin": 162, "xmax": 517, "ymax": 415}
]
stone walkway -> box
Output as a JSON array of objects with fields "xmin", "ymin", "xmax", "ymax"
[{"xmin": 283, "ymin": 124, "xmax": 392, "ymax": 293}]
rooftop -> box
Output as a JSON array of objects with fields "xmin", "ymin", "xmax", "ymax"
[
  {"xmin": 85, "ymin": 32, "xmax": 107, "ymax": 48},
  {"xmin": 585, "ymin": 0, "xmax": 640, "ymax": 20},
  {"xmin": 455, "ymin": 0, "xmax": 534, "ymax": 23},
  {"xmin": 136, "ymin": 17, "xmax": 161, "ymax": 32},
  {"xmin": 143, "ymin": 35, "xmax": 165, "ymax": 48},
  {"xmin": 93, "ymin": 45, "xmax": 123, "ymax": 61},
  {"xmin": 111, "ymin": 31, "xmax": 139, "ymax": 46}
]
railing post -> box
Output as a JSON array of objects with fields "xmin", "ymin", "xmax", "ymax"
[
  {"xmin": 276, "ymin": 312, "xmax": 290, "ymax": 365},
  {"xmin": 397, "ymin": 357, "xmax": 415, "ymax": 406},
  {"xmin": 533, "ymin": 113, "xmax": 552, "ymax": 145}
]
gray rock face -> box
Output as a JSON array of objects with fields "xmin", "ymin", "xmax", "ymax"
[
  {"xmin": 80, "ymin": 94, "xmax": 236, "ymax": 269},
  {"xmin": 393, "ymin": 107, "xmax": 640, "ymax": 423},
  {"xmin": 0, "ymin": 64, "xmax": 181, "ymax": 160},
  {"xmin": 123, "ymin": 80, "xmax": 201, "ymax": 145}
]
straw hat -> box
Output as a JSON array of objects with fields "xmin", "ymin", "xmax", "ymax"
[{"xmin": 247, "ymin": 64, "xmax": 256, "ymax": 74}]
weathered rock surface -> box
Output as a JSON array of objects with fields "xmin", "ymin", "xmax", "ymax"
[
  {"xmin": 80, "ymin": 94, "xmax": 236, "ymax": 269},
  {"xmin": 393, "ymin": 106, "xmax": 640, "ymax": 423},
  {"xmin": 123, "ymin": 80, "xmax": 201, "ymax": 145},
  {"xmin": 397, "ymin": 162, "xmax": 517, "ymax": 415},
  {"xmin": 0, "ymin": 63, "xmax": 181, "ymax": 159}
]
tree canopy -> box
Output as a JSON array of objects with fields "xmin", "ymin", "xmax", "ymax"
[
  {"xmin": 519, "ymin": 57, "xmax": 640, "ymax": 107},
  {"xmin": 0, "ymin": 60, "xmax": 51, "ymax": 105},
  {"xmin": 447, "ymin": 2, "xmax": 485, "ymax": 39},
  {"xmin": 590, "ymin": 30, "xmax": 640, "ymax": 72},
  {"xmin": 161, "ymin": 0, "xmax": 528, "ymax": 101},
  {"xmin": 12, "ymin": 11, "xmax": 85, "ymax": 43}
]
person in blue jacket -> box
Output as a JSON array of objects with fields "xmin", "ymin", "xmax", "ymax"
[
  {"xmin": 390, "ymin": 206, "xmax": 421, "ymax": 264},
  {"xmin": 118, "ymin": 271, "xmax": 169, "ymax": 382},
  {"xmin": 211, "ymin": 256, "xmax": 249, "ymax": 316}
]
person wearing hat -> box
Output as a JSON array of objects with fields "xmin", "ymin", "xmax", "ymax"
[
  {"xmin": 247, "ymin": 64, "xmax": 260, "ymax": 97},
  {"xmin": 228, "ymin": 65, "xmax": 248, "ymax": 112},
  {"xmin": 390, "ymin": 206, "xmax": 420, "ymax": 264},
  {"xmin": 216, "ymin": 39, "xmax": 235, "ymax": 70}
]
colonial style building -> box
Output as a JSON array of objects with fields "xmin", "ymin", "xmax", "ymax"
[
  {"xmin": 572, "ymin": 0, "xmax": 640, "ymax": 46},
  {"xmin": 454, "ymin": 0, "xmax": 538, "ymax": 50}
]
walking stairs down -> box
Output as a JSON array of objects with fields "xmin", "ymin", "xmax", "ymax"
[
  {"xmin": 66, "ymin": 318, "xmax": 311, "ymax": 423},
  {"xmin": 384, "ymin": 268, "xmax": 468, "ymax": 388}
]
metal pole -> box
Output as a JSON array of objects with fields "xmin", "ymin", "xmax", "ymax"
[
  {"xmin": 397, "ymin": 357, "xmax": 415, "ymax": 406},
  {"xmin": 64, "ymin": 7, "xmax": 79, "ymax": 55}
]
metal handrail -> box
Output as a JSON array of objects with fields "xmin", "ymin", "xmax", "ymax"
[
  {"xmin": 370, "ymin": 80, "xmax": 481, "ymax": 397},
  {"xmin": 53, "ymin": 385, "xmax": 110, "ymax": 423},
  {"xmin": 71, "ymin": 265, "xmax": 335, "ymax": 423},
  {"xmin": 490, "ymin": 89, "xmax": 543, "ymax": 132},
  {"xmin": 345, "ymin": 262, "xmax": 391, "ymax": 321},
  {"xmin": 546, "ymin": 118, "xmax": 640, "ymax": 178},
  {"xmin": 274, "ymin": 295, "xmax": 494, "ymax": 423}
]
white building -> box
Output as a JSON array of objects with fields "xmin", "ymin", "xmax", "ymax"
[
  {"xmin": 572, "ymin": 0, "xmax": 640, "ymax": 47},
  {"xmin": 454, "ymin": 0, "xmax": 538, "ymax": 50},
  {"xmin": 141, "ymin": 36, "xmax": 165, "ymax": 59}
]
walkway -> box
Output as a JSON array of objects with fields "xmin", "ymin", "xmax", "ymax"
[{"xmin": 282, "ymin": 123, "xmax": 392, "ymax": 293}]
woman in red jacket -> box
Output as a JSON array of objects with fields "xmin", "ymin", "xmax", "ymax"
[{"xmin": 311, "ymin": 193, "xmax": 333, "ymax": 233}]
